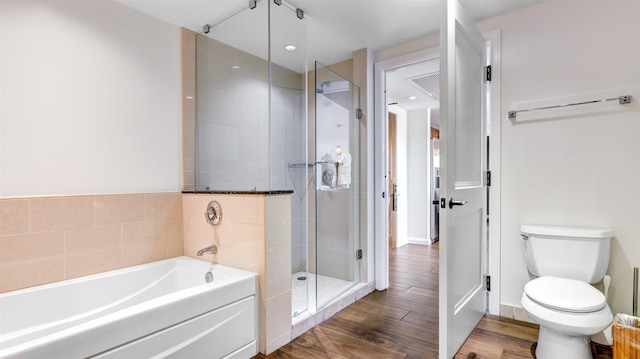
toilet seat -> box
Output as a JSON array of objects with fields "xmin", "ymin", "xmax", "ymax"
[
  {"xmin": 525, "ymin": 276, "xmax": 606, "ymax": 313},
  {"xmin": 521, "ymin": 291, "xmax": 612, "ymax": 337}
]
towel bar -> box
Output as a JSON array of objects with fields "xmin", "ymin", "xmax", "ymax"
[{"xmin": 508, "ymin": 95, "xmax": 632, "ymax": 120}]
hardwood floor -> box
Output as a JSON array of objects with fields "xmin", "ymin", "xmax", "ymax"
[{"xmin": 255, "ymin": 243, "xmax": 613, "ymax": 359}]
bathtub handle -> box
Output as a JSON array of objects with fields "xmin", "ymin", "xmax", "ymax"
[{"xmin": 204, "ymin": 201, "xmax": 222, "ymax": 226}]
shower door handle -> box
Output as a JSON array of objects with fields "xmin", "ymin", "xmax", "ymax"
[{"xmin": 448, "ymin": 197, "xmax": 467, "ymax": 209}]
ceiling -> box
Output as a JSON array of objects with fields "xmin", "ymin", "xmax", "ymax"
[
  {"xmin": 387, "ymin": 58, "xmax": 440, "ymax": 112},
  {"xmin": 117, "ymin": 0, "xmax": 542, "ymax": 67},
  {"xmin": 117, "ymin": 0, "xmax": 543, "ymax": 113}
]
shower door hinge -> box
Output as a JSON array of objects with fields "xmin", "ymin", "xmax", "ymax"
[
  {"xmin": 485, "ymin": 65, "xmax": 492, "ymax": 82},
  {"xmin": 485, "ymin": 275, "xmax": 491, "ymax": 291},
  {"xmin": 249, "ymin": 0, "xmax": 257, "ymax": 10},
  {"xmin": 356, "ymin": 249, "xmax": 363, "ymax": 260},
  {"xmin": 356, "ymin": 108, "xmax": 363, "ymax": 120}
]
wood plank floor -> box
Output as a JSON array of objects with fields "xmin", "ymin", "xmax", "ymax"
[{"xmin": 255, "ymin": 243, "xmax": 613, "ymax": 359}]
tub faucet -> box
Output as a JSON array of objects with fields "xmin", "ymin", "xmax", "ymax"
[{"xmin": 197, "ymin": 245, "xmax": 218, "ymax": 256}]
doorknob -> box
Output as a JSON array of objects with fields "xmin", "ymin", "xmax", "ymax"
[{"xmin": 448, "ymin": 197, "xmax": 467, "ymax": 209}]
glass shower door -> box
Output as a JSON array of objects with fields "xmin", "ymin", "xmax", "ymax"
[{"xmin": 314, "ymin": 61, "xmax": 360, "ymax": 310}]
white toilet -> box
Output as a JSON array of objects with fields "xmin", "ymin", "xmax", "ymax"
[{"xmin": 520, "ymin": 225, "xmax": 614, "ymax": 359}]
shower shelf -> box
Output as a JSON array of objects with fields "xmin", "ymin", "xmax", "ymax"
[
  {"xmin": 288, "ymin": 163, "xmax": 313, "ymax": 169},
  {"xmin": 317, "ymin": 187, "xmax": 350, "ymax": 192}
]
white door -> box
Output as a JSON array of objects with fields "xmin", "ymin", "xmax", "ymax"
[{"xmin": 438, "ymin": 0, "xmax": 488, "ymax": 357}]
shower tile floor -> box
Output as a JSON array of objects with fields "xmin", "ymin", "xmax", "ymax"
[{"xmin": 291, "ymin": 271, "xmax": 355, "ymax": 317}]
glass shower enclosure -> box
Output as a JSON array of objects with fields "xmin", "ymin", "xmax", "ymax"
[
  {"xmin": 192, "ymin": 0, "xmax": 360, "ymax": 322},
  {"xmin": 313, "ymin": 62, "xmax": 361, "ymax": 311},
  {"xmin": 291, "ymin": 62, "xmax": 361, "ymax": 317}
]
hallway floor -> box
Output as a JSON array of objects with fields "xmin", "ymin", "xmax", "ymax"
[{"xmin": 255, "ymin": 243, "xmax": 613, "ymax": 358}]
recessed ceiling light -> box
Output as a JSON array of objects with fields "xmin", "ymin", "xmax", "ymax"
[
  {"xmin": 284, "ymin": 44, "xmax": 297, "ymax": 51},
  {"xmin": 408, "ymin": 96, "xmax": 417, "ymax": 100}
]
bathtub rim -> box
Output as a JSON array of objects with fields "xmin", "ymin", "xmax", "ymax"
[
  {"xmin": 0, "ymin": 256, "xmax": 256, "ymax": 299},
  {"xmin": 0, "ymin": 256, "xmax": 258, "ymax": 358}
]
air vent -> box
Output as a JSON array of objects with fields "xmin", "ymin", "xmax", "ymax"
[{"xmin": 408, "ymin": 72, "xmax": 440, "ymax": 101}]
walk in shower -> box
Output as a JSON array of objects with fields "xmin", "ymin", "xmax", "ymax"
[
  {"xmin": 291, "ymin": 63, "xmax": 361, "ymax": 318},
  {"xmin": 193, "ymin": 0, "xmax": 360, "ymax": 323}
]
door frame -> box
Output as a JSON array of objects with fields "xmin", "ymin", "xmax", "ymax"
[
  {"xmin": 373, "ymin": 31, "xmax": 501, "ymax": 315},
  {"xmin": 374, "ymin": 47, "xmax": 440, "ymax": 291}
]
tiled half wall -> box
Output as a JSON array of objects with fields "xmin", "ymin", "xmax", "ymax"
[
  {"xmin": 0, "ymin": 193, "xmax": 184, "ymax": 293},
  {"xmin": 0, "ymin": 191, "xmax": 292, "ymax": 354},
  {"xmin": 183, "ymin": 193, "xmax": 292, "ymax": 354}
]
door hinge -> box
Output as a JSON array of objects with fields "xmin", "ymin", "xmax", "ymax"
[
  {"xmin": 485, "ymin": 65, "xmax": 492, "ymax": 82},
  {"xmin": 356, "ymin": 249, "xmax": 363, "ymax": 260},
  {"xmin": 486, "ymin": 170, "xmax": 492, "ymax": 187},
  {"xmin": 485, "ymin": 275, "xmax": 491, "ymax": 291}
]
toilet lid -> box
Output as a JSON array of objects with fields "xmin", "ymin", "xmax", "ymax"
[{"xmin": 524, "ymin": 276, "xmax": 606, "ymax": 313}]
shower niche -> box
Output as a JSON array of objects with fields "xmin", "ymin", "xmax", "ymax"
[{"xmin": 192, "ymin": 0, "xmax": 361, "ymax": 328}]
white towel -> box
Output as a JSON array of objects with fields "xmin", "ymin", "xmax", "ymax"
[{"xmin": 336, "ymin": 152, "xmax": 351, "ymax": 188}]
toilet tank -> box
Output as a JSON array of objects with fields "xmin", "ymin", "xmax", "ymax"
[{"xmin": 521, "ymin": 225, "xmax": 613, "ymax": 283}]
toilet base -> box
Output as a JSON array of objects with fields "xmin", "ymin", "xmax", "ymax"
[{"xmin": 535, "ymin": 326, "xmax": 593, "ymax": 359}]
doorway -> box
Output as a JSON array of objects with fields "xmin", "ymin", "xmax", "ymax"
[
  {"xmin": 374, "ymin": 48, "xmax": 441, "ymax": 291},
  {"xmin": 374, "ymin": 30, "xmax": 502, "ymax": 314},
  {"xmin": 387, "ymin": 59, "xmax": 441, "ymax": 248}
]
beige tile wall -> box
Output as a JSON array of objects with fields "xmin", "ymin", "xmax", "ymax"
[
  {"xmin": 0, "ymin": 193, "xmax": 184, "ymax": 293},
  {"xmin": 265, "ymin": 195, "xmax": 292, "ymax": 353},
  {"xmin": 182, "ymin": 193, "xmax": 292, "ymax": 355}
]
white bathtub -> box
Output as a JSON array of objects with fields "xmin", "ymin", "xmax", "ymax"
[{"xmin": 0, "ymin": 256, "xmax": 257, "ymax": 359}]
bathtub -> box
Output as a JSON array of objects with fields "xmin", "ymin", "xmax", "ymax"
[{"xmin": 0, "ymin": 256, "xmax": 257, "ymax": 359}]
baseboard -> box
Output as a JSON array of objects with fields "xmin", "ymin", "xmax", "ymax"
[
  {"xmin": 408, "ymin": 236, "xmax": 438, "ymax": 245},
  {"xmin": 500, "ymin": 304, "xmax": 535, "ymax": 324}
]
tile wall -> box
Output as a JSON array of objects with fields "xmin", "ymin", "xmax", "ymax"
[
  {"xmin": 182, "ymin": 193, "xmax": 292, "ymax": 355},
  {"xmin": 181, "ymin": 28, "xmax": 197, "ymax": 191},
  {"xmin": 194, "ymin": 34, "xmax": 270, "ymax": 191},
  {"xmin": 0, "ymin": 193, "xmax": 184, "ymax": 293}
]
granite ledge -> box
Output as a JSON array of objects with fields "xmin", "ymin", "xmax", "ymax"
[{"xmin": 182, "ymin": 190, "xmax": 293, "ymax": 196}]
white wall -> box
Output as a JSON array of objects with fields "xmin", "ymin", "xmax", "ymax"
[
  {"xmin": 407, "ymin": 109, "xmax": 430, "ymax": 242},
  {"xmin": 375, "ymin": 0, "xmax": 640, "ymax": 316},
  {"xmin": 477, "ymin": 0, "xmax": 640, "ymax": 315},
  {"xmin": 0, "ymin": 0, "xmax": 181, "ymax": 197}
]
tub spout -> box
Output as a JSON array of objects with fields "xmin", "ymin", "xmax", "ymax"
[{"xmin": 197, "ymin": 245, "xmax": 218, "ymax": 256}]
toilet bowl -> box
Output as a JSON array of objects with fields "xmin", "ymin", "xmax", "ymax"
[
  {"xmin": 520, "ymin": 225, "xmax": 614, "ymax": 359},
  {"xmin": 521, "ymin": 276, "xmax": 612, "ymax": 359}
]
